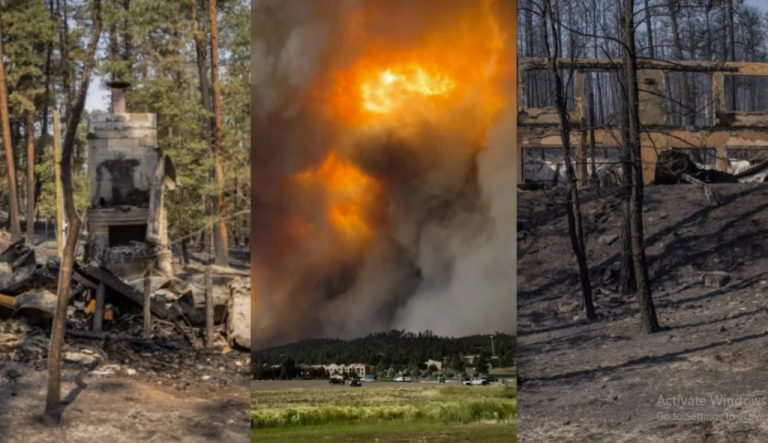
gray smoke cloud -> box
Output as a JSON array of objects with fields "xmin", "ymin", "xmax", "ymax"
[{"xmin": 252, "ymin": 0, "xmax": 516, "ymax": 349}]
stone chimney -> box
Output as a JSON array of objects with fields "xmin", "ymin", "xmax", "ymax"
[
  {"xmin": 87, "ymin": 81, "xmax": 174, "ymax": 279},
  {"xmin": 107, "ymin": 80, "xmax": 131, "ymax": 113}
]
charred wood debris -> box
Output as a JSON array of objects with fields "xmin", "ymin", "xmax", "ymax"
[{"xmin": 0, "ymin": 238, "xmax": 250, "ymax": 387}]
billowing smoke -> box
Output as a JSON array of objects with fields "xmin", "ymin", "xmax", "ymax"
[{"xmin": 251, "ymin": 0, "xmax": 517, "ymax": 350}]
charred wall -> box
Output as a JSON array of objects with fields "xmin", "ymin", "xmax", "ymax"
[{"xmin": 518, "ymin": 57, "xmax": 768, "ymax": 184}]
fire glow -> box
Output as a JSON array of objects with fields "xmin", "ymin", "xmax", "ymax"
[
  {"xmin": 293, "ymin": 152, "xmax": 380, "ymax": 242},
  {"xmin": 360, "ymin": 65, "xmax": 456, "ymax": 114},
  {"xmin": 253, "ymin": 0, "xmax": 513, "ymax": 348}
]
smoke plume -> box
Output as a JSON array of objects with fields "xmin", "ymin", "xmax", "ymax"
[{"xmin": 252, "ymin": 0, "xmax": 517, "ymax": 350}]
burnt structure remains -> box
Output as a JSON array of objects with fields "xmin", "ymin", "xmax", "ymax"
[
  {"xmin": 86, "ymin": 82, "xmax": 177, "ymax": 279},
  {"xmin": 518, "ymin": 57, "xmax": 768, "ymax": 186}
]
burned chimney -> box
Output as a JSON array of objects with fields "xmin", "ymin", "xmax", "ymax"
[
  {"xmin": 87, "ymin": 80, "xmax": 175, "ymax": 279},
  {"xmin": 107, "ymin": 80, "xmax": 131, "ymax": 113}
]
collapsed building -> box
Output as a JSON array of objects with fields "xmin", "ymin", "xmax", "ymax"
[
  {"xmin": 518, "ymin": 57, "xmax": 768, "ymax": 186},
  {"xmin": 0, "ymin": 82, "xmax": 252, "ymax": 352}
]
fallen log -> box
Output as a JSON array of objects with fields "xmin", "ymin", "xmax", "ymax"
[
  {"xmin": 681, "ymin": 173, "xmax": 720, "ymax": 208},
  {"xmin": 65, "ymin": 330, "xmax": 151, "ymax": 342},
  {"xmin": 75, "ymin": 265, "xmax": 168, "ymax": 319}
]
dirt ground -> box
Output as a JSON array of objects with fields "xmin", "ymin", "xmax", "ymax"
[
  {"xmin": 0, "ymin": 361, "xmax": 250, "ymax": 443},
  {"xmin": 517, "ymin": 183, "xmax": 768, "ymax": 442},
  {"xmin": 0, "ymin": 228, "xmax": 252, "ymax": 442}
]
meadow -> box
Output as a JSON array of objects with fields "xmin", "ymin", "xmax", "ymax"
[{"xmin": 251, "ymin": 383, "xmax": 516, "ymax": 443}]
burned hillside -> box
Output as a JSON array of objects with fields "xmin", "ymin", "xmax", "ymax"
[{"xmin": 517, "ymin": 183, "xmax": 768, "ymax": 441}]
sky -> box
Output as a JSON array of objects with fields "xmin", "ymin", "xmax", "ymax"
[
  {"xmin": 85, "ymin": 74, "xmax": 108, "ymax": 112},
  {"xmin": 746, "ymin": 0, "xmax": 765, "ymax": 11}
]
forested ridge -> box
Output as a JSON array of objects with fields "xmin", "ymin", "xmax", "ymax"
[{"xmin": 253, "ymin": 330, "xmax": 516, "ymax": 370}]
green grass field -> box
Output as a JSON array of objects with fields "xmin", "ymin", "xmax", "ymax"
[{"xmin": 251, "ymin": 384, "xmax": 516, "ymax": 443}]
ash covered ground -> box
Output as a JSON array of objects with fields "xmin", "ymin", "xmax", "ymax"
[
  {"xmin": 0, "ymin": 234, "xmax": 251, "ymax": 443},
  {"xmin": 517, "ymin": 183, "xmax": 768, "ymax": 442}
]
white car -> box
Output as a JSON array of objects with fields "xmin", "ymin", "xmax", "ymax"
[
  {"xmin": 361, "ymin": 377, "xmax": 376, "ymax": 383},
  {"xmin": 394, "ymin": 376, "xmax": 412, "ymax": 382},
  {"xmin": 462, "ymin": 378, "xmax": 489, "ymax": 386}
]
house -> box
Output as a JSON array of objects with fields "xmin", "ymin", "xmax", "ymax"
[
  {"xmin": 425, "ymin": 359, "xmax": 443, "ymax": 371},
  {"xmin": 323, "ymin": 363, "xmax": 376, "ymax": 377},
  {"xmin": 345, "ymin": 363, "xmax": 376, "ymax": 377}
]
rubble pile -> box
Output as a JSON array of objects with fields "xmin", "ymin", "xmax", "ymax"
[
  {"xmin": 654, "ymin": 149, "xmax": 768, "ymax": 185},
  {"xmin": 0, "ymin": 237, "xmax": 252, "ymax": 387}
]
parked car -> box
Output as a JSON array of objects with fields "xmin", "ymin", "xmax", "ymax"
[
  {"xmin": 462, "ymin": 377, "xmax": 489, "ymax": 386},
  {"xmin": 438, "ymin": 376, "xmax": 446, "ymax": 383},
  {"xmin": 329, "ymin": 377, "xmax": 345, "ymax": 385},
  {"xmin": 394, "ymin": 376, "xmax": 404, "ymax": 382},
  {"xmin": 403, "ymin": 376, "xmax": 413, "ymax": 383},
  {"xmin": 350, "ymin": 379, "xmax": 362, "ymax": 387},
  {"xmin": 361, "ymin": 376, "xmax": 376, "ymax": 383},
  {"xmin": 486, "ymin": 377, "xmax": 500, "ymax": 383}
]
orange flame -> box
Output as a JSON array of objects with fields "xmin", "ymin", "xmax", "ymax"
[
  {"xmin": 254, "ymin": 0, "xmax": 513, "ymax": 349},
  {"xmin": 320, "ymin": 1, "xmax": 507, "ymax": 131},
  {"xmin": 361, "ymin": 64, "xmax": 456, "ymax": 114},
  {"xmin": 293, "ymin": 152, "xmax": 379, "ymax": 243}
]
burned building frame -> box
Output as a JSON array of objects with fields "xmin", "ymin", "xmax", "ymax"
[{"xmin": 518, "ymin": 57, "xmax": 768, "ymax": 185}]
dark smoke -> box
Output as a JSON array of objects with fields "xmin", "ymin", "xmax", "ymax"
[{"xmin": 252, "ymin": 0, "xmax": 517, "ymax": 350}]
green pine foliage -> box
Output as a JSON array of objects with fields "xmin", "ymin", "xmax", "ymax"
[
  {"xmin": 4, "ymin": 0, "xmax": 251, "ymax": 246},
  {"xmin": 253, "ymin": 330, "xmax": 516, "ymax": 378}
]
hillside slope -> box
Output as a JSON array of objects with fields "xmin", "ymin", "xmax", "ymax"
[{"xmin": 518, "ymin": 183, "xmax": 768, "ymax": 442}]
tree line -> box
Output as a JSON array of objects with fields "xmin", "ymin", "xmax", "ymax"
[{"xmin": 252, "ymin": 330, "xmax": 516, "ymax": 380}]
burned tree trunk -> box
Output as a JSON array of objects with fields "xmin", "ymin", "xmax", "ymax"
[
  {"xmin": 587, "ymin": 75, "xmax": 597, "ymax": 181},
  {"xmin": 38, "ymin": 0, "xmax": 55, "ymax": 212},
  {"xmin": 189, "ymin": 0, "xmax": 213, "ymax": 142},
  {"xmin": 543, "ymin": 0, "xmax": 596, "ymax": 321},
  {"xmin": 0, "ymin": 5, "xmax": 21, "ymax": 241},
  {"xmin": 191, "ymin": 0, "xmax": 228, "ymax": 267},
  {"xmin": 622, "ymin": 0, "xmax": 660, "ymax": 334},
  {"xmin": 618, "ymin": 74, "xmax": 636, "ymax": 296},
  {"xmin": 181, "ymin": 237, "xmax": 190, "ymax": 265},
  {"xmin": 643, "ymin": 0, "xmax": 654, "ymax": 58},
  {"xmin": 667, "ymin": 0, "xmax": 694, "ymax": 126},
  {"xmin": 143, "ymin": 262, "xmax": 153, "ymax": 339},
  {"xmin": 43, "ymin": 0, "xmax": 102, "ymax": 426},
  {"xmin": 208, "ymin": 0, "xmax": 229, "ymax": 267},
  {"xmin": 727, "ymin": 0, "xmax": 737, "ymax": 107},
  {"xmin": 93, "ymin": 282, "xmax": 105, "ymax": 333},
  {"xmin": 26, "ymin": 111, "xmax": 36, "ymax": 245},
  {"xmin": 205, "ymin": 260, "xmax": 213, "ymax": 347}
]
